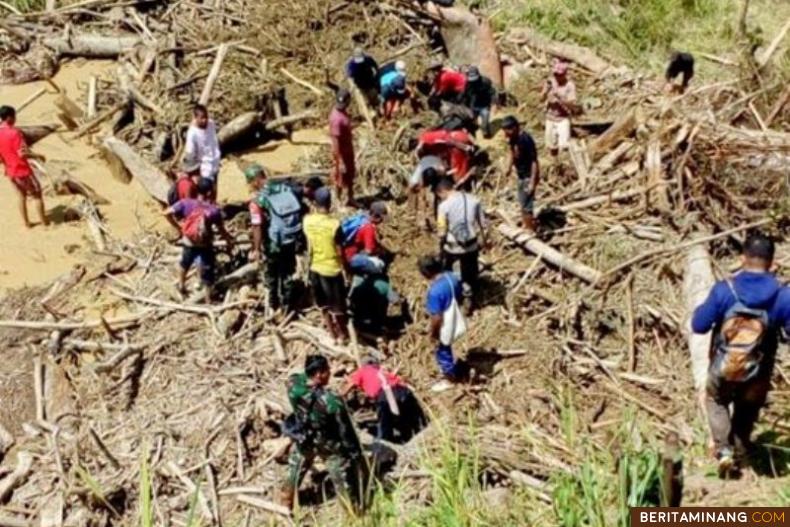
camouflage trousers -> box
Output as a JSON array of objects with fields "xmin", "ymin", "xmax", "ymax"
[{"xmin": 285, "ymin": 444, "xmax": 366, "ymax": 506}]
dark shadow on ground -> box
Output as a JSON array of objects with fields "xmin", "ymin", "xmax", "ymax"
[{"xmin": 750, "ymin": 430, "xmax": 790, "ymax": 478}]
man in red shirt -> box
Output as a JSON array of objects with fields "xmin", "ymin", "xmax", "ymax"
[
  {"xmin": 340, "ymin": 356, "xmax": 426, "ymax": 443},
  {"xmin": 328, "ymin": 89, "xmax": 356, "ymax": 207},
  {"xmin": 0, "ymin": 106, "xmax": 48, "ymax": 228},
  {"xmin": 416, "ymin": 127, "xmax": 475, "ymax": 186},
  {"xmin": 427, "ymin": 59, "xmax": 467, "ymax": 111},
  {"xmin": 343, "ymin": 201, "xmax": 389, "ymax": 266}
]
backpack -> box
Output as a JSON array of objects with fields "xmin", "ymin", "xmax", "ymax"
[
  {"xmin": 181, "ymin": 204, "xmax": 211, "ymax": 245},
  {"xmin": 262, "ymin": 185, "xmax": 302, "ymax": 246},
  {"xmin": 340, "ymin": 213, "xmax": 370, "ymax": 247},
  {"xmin": 711, "ymin": 280, "xmax": 770, "ymax": 383}
]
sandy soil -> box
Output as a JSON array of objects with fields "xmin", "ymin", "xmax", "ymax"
[{"xmin": 0, "ymin": 60, "xmax": 326, "ymax": 294}]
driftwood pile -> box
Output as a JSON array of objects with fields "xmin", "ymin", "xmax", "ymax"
[{"xmin": 1, "ymin": 0, "xmax": 790, "ymax": 525}]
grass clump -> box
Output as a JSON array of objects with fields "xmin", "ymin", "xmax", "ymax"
[{"xmin": 5, "ymin": 0, "xmax": 45, "ymax": 12}]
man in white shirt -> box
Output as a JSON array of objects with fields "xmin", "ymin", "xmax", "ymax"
[{"xmin": 185, "ymin": 104, "xmax": 221, "ymax": 197}]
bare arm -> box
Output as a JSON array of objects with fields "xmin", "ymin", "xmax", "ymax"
[
  {"xmin": 430, "ymin": 314, "xmax": 443, "ymax": 340},
  {"xmin": 529, "ymin": 159, "xmax": 540, "ymax": 194}
]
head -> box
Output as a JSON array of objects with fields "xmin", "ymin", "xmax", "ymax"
[
  {"xmin": 395, "ymin": 60, "xmax": 407, "ymax": 75},
  {"xmin": 467, "ymin": 66, "xmax": 481, "ymax": 83},
  {"xmin": 369, "ymin": 201, "xmax": 388, "ymax": 224},
  {"xmin": 427, "ymin": 58, "xmax": 443, "ymax": 79},
  {"xmin": 196, "ymin": 177, "xmax": 214, "ymax": 199},
  {"xmin": 501, "ymin": 115, "xmax": 520, "ymax": 139},
  {"xmin": 303, "ymin": 176, "xmax": 324, "ymax": 201},
  {"xmin": 552, "ymin": 60, "xmax": 569, "ymax": 82},
  {"xmin": 352, "ymin": 46, "xmax": 365, "ymax": 64},
  {"xmin": 244, "ymin": 163, "xmax": 267, "ymax": 190},
  {"xmin": 0, "ymin": 105, "xmax": 16, "ymax": 126},
  {"xmin": 435, "ymin": 176, "xmax": 455, "ymax": 200},
  {"xmin": 305, "ymin": 354, "xmax": 331, "ymax": 386},
  {"xmin": 362, "ymin": 354, "xmax": 381, "ymax": 367},
  {"xmin": 422, "ymin": 167, "xmax": 439, "ymax": 189},
  {"xmin": 335, "ymin": 88, "xmax": 351, "ymax": 111},
  {"xmin": 193, "ymin": 104, "xmax": 209, "ymax": 129},
  {"xmin": 741, "ymin": 233, "xmax": 774, "ymax": 271},
  {"xmin": 418, "ymin": 254, "xmax": 444, "ymax": 280},
  {"xmin": 314, "ymin": 186, "xmax": 332, "ymax": 211}
]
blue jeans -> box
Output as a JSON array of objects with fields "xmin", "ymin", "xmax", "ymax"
[
  {"xmin": 472, "ymin": 106, "xmax": 491, "ymax": 138},
  {"xmin": 435, "ymin": 344, "xmax": 457, "ymax": 376}
]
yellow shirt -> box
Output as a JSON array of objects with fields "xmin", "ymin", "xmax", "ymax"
[{"xmin": 303, "ymin": 212, "xmax": 343, "ymax": 277}]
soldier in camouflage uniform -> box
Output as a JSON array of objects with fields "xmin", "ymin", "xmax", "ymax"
[{"xmin": 280, "ymin": 355, "xmax": 366, "ymax": 510}]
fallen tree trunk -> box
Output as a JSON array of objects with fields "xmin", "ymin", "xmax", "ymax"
[
  {"xmin": 428, "ymin": 4, "xmax": 503, "ymax": 88},
  {"xmin": 42, "ymin": 34, "xmax": 142, "ymax": 58},
  {"xmin": 53, "ymin": 173, "xmax": 110, "ymax": 204},
  {"xmin": 19, "ymin": 125, "xmax": 58, "ymax": 146},
  {"xmin": 217, "ymin": 110, "xmax": 316, "ymax": 148},
  {"xmin": 102, "ymin": 137, "xmax": 170, "ymax": 203},
  {"xmin": 498, "ymin": 223, "xmax": 602, "ymax": 284},
  {"xmin": 684, "ymin": 245, "xmax": 714, "ymax": 393},
  {"xmin": 509, "ymin": 27, "xmax": 615, "ymax": 75},
  {"xmin": 589, "ymin": 107, "xmax": 639, "ymax": 160}
]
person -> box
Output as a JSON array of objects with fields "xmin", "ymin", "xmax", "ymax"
[
  {"xmin": 379, "ymin": 61, "xmax": 415, "ymax": 120},
  {"xmin": 664, "ymin": 51, "xmax": 695, "ymax": 94},
  {"xmin": 419, "ymin": 254, "xmax": 465, "ymax": 384},
  {"xmin": 426, "ymin": 59, "xmax": 467, "ymax": 111},
  {"xmin": 0, "ymin": 105, "xmax": 48, "ymax": 228},
  {"xmin": 167, "ymin": 159, "xmax": 201, "ymax": 205},
  {"xmin": 163, "ymin": 177, "xmax": 233, "ymax": 303},
  {"xmin": 346, "ymin": 47, "xmax": 380, "ymax": 109},
  {"xmin": 281, "ymin": 354, "xmax": 365, "ymax": 509},
  {"xmin": 329, "ymin": 89, "xmax": 357, "ymax": 207},
  {"xmin": 409, "ymin": 157, "xmax": 447, "ymax": 226},
  {"xmin": 502, "ymin": 116, "xmax": 540, "ymax": 232},
  {"xmin": 304, "ymin": 187, "xmax": 350, "ymax": 343},
  {"xmin": 461, "ymin": 66, "xmax": 497, "ymax": 138},
  {"xmin": 184, "ymin": 104, "xmax": 222, "ymax": 196},
  {"xmin": 436, "ymin": 177, "xmax": 487, "ymax": 311},
  {"xmin": 342, "ymin": 201, "xmax": 390, "ymax": 273},
  {"xmin": 246, "ymin": 164, "xmax": 304, "ymax": 312},
  {"xmin": 416, "ymin": 127, "xmax": 475, "ymax": 186},
  {"xmin": 540, "ymin": 60, "xmax": 577, "ymax": 157},
  {"xmin": 340, "ymin": 357, "xmax": 427, "ymax": 443},
  {"xmin": 692, "ymin": 234, "xmax": 790, "ymax": 475}
]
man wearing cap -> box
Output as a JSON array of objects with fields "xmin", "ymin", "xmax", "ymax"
[
  {"xmin": 303, "ymin": 187, "xmax": 350, "ymax": 343},
  {"xmin": 281, "ymin": 354, "xmax": 365, "ymax": 509},
  {"xmin": 426, "ymin": 59, "xmax": 467, "ymax": 111},
  {"xmin": 502, "ymin": 116, "xmax": 540, "ymax": 232},
  {"xmin": 379, "ymin": 61, "xmax": 414, "ymax": 120},
  {"xmin": 163, "ymin": 177, "xmax": 233, "ymax": 303},
  {"xmin": 246, "ymin": 164, "xmax": 304, "ymax": 312},
  {"xmin": 346, "ymin": 47, "xmax": 380, "ymax": 108},
  {"xmin": 461, "ymin": 66, "xmax": 497, "ymax": 138},
  {"xmin": 692, "ymin": 233, "xmax": 790, "ymax": 475},
  {"xmin": 329, "ymin": 89, "xmax": 357, "ymax": 207},
  {"xmin": 540, "ymin": 60, "xmax": 577, "ymax": 157},
  {"xmin": 341, "ymin": 357, "xmax": 427, "ymax": 443}
]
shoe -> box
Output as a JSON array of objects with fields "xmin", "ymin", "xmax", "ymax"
[{"xmin": 717, "ymin": 447, "xmax": 736, "ymax": 477}]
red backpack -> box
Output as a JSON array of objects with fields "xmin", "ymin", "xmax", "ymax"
[{"xmin": 181, "ymin": 204, "xmax": 211, "ymax": 244}]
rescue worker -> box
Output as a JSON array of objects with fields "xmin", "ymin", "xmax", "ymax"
[
  {"xmin": 281, "ymin": 354, "xmax": 366, "ymax": 509},
  {"xmin": 692, "ymin": 234, "xmax": 790, "ymax": 475}
]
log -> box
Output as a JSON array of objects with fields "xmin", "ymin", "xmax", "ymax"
[
  {"xmin": 101, "ymin": 137, "xmax": 170, "ymax": 203},
  {"xmin": 218, "ymin": 110, "xmax": 316, "ymax": 148},
  {"xmin": 589, "ymin": 107, "xmax": 638, "ymax": 160},
  {"xmin": 78, "ymin": 199, "xmax": 107, "ymax": 251},
  {"xmin": 18, "ymin": 125, "xmax": 58, "ymax": 146},
  {"xmin": 199, "ymin": 43, "xmax": 230, "ymax": 105},
  {"xmin": 0, "ymin": 451, "xmax": 33, "ymax": 504},
  {"xmin": 498, "ymin": 222, "xmax": 602, "ymax": 284},
  {"xmin": 684, "ymin": 245, "xmax": 714, "ymax": 394},
  {"xmin": 509, "ymin": 27, "xmax": 615, "ymax": 75},
  {"xmin": 427, "ymin": 4, "xmax": 503, "ymax": 88},
  {"xmin": 645, "ymin": 139, "xmax": 670, "ymax": 211},
  {"xmin": 0, "ymin": 311, "xmax": 150, "ymax": 331},
  {"xmin": 42, "ymin": 34, "xmax": 142, "ymax": 58},
  {"xmin": 74, "ymin": 101, "xmax": 128, "ymax": 138},
  {"xmin": 86, "ymin": 76, "xmax": 97, "ymax": 118},
  {"xmin": 53, "ymin": 172, "xmax": 109, "ymax": 204}
]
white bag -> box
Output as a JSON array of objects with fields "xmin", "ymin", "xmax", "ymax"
[{"xmin": 439, "ymin": 275, "xmax": 467, "ymax": 346}]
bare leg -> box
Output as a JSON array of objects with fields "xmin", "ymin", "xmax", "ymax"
[
  {"xmin": 16, "ymin": 188, "xmax": 31, "ymax": 228},
  {"xmin": 178, "ymin": 268, "xmax": 188, "ymax": 296},
  {"xmin": 34, "ymin": 195, "xmax": 48, "ymax": 226},
  {"xmin": 522, "ymin": 212, "xmax": 536, "ymax": 232}
]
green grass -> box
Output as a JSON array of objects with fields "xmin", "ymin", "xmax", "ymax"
[
  {"xmin": 139, "ymin": 452, "xmax": 154, "ymax": 527},
  {"xmin": 4, "ymin": 0, "xmax": 45, "ymax": 13}
]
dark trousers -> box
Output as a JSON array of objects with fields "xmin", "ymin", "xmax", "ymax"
[
  {"xmin": 377, "ymin": 386, "xmax": 427, "ymax": 444},
  {"xmin": 705, "ymin": 368, "xmax": 771, "ymax": 456},
  {"xmin": 264, "ymin": 244, "xmax": 297, "ymax": 310},
  {"xmin": 442, "ymin": 249, "xmax": 479, "ymax": 296}
]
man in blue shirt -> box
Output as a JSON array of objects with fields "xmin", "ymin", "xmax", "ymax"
[
  {"xmin": 346, "ymin": 47, "xmax": 380, "ymax": 109},
  {"xmin": 419, "ymin": 255, "xmax": 464, "ymax": 382},
  {"xmin": 692, "ymin": 234, "xmax": 790, "ymax": 474}
]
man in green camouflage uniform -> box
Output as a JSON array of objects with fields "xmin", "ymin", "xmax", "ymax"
[{"xmin": 280, "ymin": 354, "xmax": 365, "ymax": 510}]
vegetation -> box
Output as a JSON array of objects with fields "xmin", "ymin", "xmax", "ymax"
[{"xmin": 6, "ymin": 0, "xmax": 44, "ymax": 13}]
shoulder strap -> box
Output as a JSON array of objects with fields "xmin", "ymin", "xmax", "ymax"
[{"xmin": 723, "ymin": 276, "xmax": 742, "ymax": 304}]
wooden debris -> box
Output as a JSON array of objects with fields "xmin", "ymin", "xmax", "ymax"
[
  {"xmin": 509, "ymin": 27, "xmax": 615, "ymax": 74},
  {"xmin": 18, "ymin": 125, "xmax": 57, "ymax": 146},
  {"xmin": 42, "ymin": 34, "xmax": 142, "ymax": 58},
  {"xmin": 101, "ymin": 137, "xmax": 171, "ymax": 203},
  {"xmin": 0, "ymin": 452, "xmax": 33, "ymax": 504}
]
